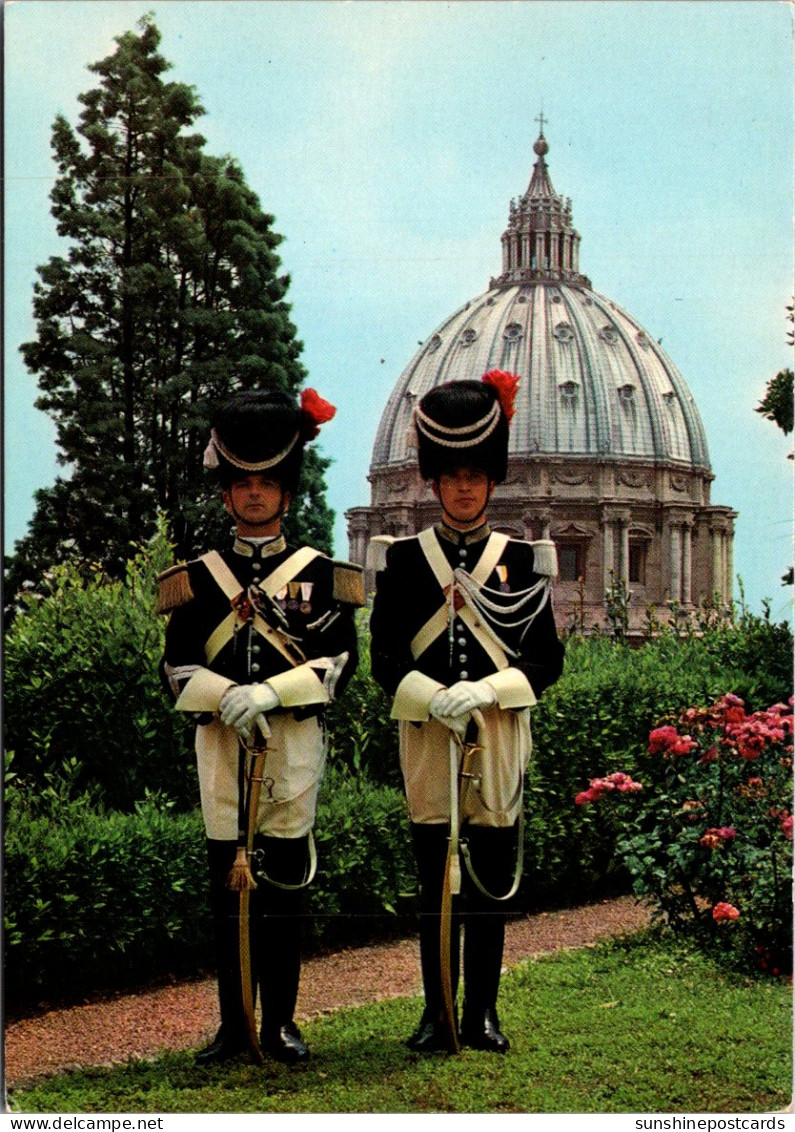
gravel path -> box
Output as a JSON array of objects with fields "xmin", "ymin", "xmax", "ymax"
[{"xmin": 5, "ymin": 896, "xmax": 650, "ymax": 1088}]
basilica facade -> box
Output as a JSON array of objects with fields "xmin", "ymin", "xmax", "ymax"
[{"xmin": 346, "ymin": 128, "xmax": 736, "ymax": 635}]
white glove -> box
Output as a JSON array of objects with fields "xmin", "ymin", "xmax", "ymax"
[
  {"xmin": 219, "ymin": 683, "xmax": 280, "ymax": 740},
  {"xmin": 429, "ymin": 690, "xmax": 470, "ymax": 738},
  {"xmin": 430, "ymin": 680, "xmax": 497, "ymax": 720}
]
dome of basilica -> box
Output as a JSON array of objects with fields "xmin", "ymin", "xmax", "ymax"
[
  {"xmin": 372, "ymin": 141, "xmax": 709, "ymax": 474},
  {"xmin": 348, "ymin": 124, "xmax": 735, "ymax": 634}
]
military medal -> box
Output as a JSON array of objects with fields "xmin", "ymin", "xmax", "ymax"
[
  {"xmin": 275, "ymin": 585, "xmax": 288, "ymax": 610},
  {"xmin": 287, "ymin": 581, "xmax": 301, "ymax": 610},
  {"xmin": 497, "ymin": 564, "xmax": 510, "ymax": 593},
  {"xmin": 299, "ymin": 581, "xmax": 314, "ymax": 614}
]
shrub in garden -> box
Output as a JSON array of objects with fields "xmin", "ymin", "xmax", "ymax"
[
  {"xmin": 3, "ymin": 523, "xmax": 196, "ymax": 810},
  {"xmin": 324, "ymin": 610, "xmax": 400, "ymax": 789},
  {"xmin": 575, "ymin": 695, "xmax": 793, "ymax": 974},
  {"xmin": 524, "ymin": 612, "xmax": 793, "ymax": 907}
]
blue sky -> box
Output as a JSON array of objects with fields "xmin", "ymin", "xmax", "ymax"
[{"xmin": 5, "ymin": 0, "xmax": 793, "ymax": 618}]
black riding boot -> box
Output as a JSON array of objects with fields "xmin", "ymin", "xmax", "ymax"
[
  {"xmin": 460, "ymin": 823, "xmax": 517, "ymax": 1053},
  {"xmin": 408, "ymin": 822, "xmax": 462, "ymax": 1051},
  {"xmin": 195, "ymin": 838, "xmax": 254, "ymax": 1064},
  {"xmin": 252, "ymin": 833, "xmax": 311, "ymax": 1063}
]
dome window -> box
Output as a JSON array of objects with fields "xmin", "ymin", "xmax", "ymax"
[
  {"xmin": 504, "ymin": 322, "xmax": 523, "ymax": 342},
  {"xmin": 426, "ymin": 334, "xmax": 442, "ymax": 354},
  {"xmin": 559, "ymin": 380, "xmax": 579, "ymax": 403},
  {"xmin": 554, "ymin": 322, "xmax": 574, "ymax": 343},
  {"xmin": 460, "ymin": 328, "xmax": 478, "ymax": 347},
  {"xmin": 636, "ymin": 331, "xmax": 649, "ymax": 350},
  {"xmin": 599, "ymin": 325, "xmax": 618, "ymax": 344},
  {"xmin": 617, "ymin": 384, "xmax": 636, "ymax": 402}
]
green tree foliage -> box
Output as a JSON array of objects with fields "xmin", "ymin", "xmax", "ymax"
[
  {"xmin": 756, "ymin": 367, "xmax": 794, "ymax": 436},
  {"xmin": 754, "ymin": 302, "xmax": 794, "ymax": 584},
  {"xmin": 8, "ymin": 14, "xmax": 331, "ymax": 595}
]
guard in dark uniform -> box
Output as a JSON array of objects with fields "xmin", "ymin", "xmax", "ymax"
[
  {"xmin": 369, "ymin": 372, "xmax": 564, "ymax": 1053},
  {"xmin": 158, "ymin": 389, "xmax": 363, "ymax": 1064}
]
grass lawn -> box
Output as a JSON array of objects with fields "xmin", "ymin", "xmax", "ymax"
[{"xmin": 9, "ymin": 933, "xmax": 792, "ymax": 1115}]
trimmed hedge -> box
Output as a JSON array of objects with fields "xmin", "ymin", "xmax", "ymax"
[{"xmin": 3, "ymin": 762, "xmax": 413, "ymax": 1013}]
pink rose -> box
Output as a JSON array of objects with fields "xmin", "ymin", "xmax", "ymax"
[
  {"xmin": 700, "ymin": 827, "xmax": 736, "ymax": 848},
  {"xmin": 669, "ymin": 735, "xmax": 698, "ymax": 757}
]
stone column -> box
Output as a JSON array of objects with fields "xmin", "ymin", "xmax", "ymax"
[
  {"xmin": 711, "ymin": 524, "xmax": 725, "ymax": 601},
  {"xmin": 670, "ymin": 524, "xmax": 682, "ymax": 603},
  {"xmin": 345, "ymin": 507, "xmax": 372, "ymax": 580},
  {"xmin": 602, "ymin": 518, "xmax": 615, "ymax": 593},
  {"xmin": 618, "ymin": 517, "xmax": 630, "ymax": 585},
  {"xmin": 681, "ymin": 523, "xmax": 692, "ymax": 605},
  {"xmin": 550, "ymin": 230, "xmax": 560, "ymax": 271},
  {"xmin": 562, "ymin": 232, "xmax": 571, "ymax": 274},
  {"xmin": 525, "ymin": 509, "xmax": 552, "ymax": 542},
  {"xmin": 725, "ymin": 528, "xmax": 734, "ymax": 602}
]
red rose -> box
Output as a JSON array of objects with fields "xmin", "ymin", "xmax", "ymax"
[{"xmin": 712, "ymin": 902, "xmax": 740, "ymax": 922}]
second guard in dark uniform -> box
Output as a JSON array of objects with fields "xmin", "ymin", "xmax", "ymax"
[
  {"xmin": 158, "ymin": 389, "xmax": 363, "ymax": 1064},
  {"xmin": 369, "ymin": 372, "xmax": 565, "ymax": 1054}
]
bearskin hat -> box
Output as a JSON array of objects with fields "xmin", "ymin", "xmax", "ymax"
[
  {"xmin": 203, "ymin": 387, "xmax": 335, "ymax": 494},
  {"xmin": 413, "ymin": 371, "xmax": 519, "ymax": 484}
]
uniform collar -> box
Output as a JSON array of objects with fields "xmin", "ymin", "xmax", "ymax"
[
  {"xmin": 435, "ymin": 521, "xmax": 491, "ymax": 548},
  {"xmin": 233, "ymin": 534, "xmax": 287, "ymax": 558}
]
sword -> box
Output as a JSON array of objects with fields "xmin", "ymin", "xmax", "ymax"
[
  {"xmin": 439, "ymin": 710, "xmax": 485, "ymax": 1054},
  {"xmin": 226, "ymin": 715, "xmax": 271, "ymax": 1065}
]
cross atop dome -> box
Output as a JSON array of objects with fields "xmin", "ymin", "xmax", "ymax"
[{"xmin": 534, "ymin": 110, "xmax": 549, "ymax": 156}]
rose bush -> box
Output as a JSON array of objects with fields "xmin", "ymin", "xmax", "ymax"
[{"xmin": 575, "ymin": 694, "xmax": 793, "ymax": 974}]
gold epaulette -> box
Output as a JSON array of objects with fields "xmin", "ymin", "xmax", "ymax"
[
  {"xmin": 156, "ymin": 563, "xmax": 194, "ymax": 614},
  {"xmin": 333, "ymin": 560, "xmax": 365, "ymax": 607}
]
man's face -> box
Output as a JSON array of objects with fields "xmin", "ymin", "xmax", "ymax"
[
  {"xmin": 432, "ymin": 466, "xmax": 495, "ymax": 529},
  {"xmin": 223, "ymin": 473, "xmax": 289, "ymax": 536}
]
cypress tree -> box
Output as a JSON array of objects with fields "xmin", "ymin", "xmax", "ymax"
[{"xmin": 10, "ymin": 14, "xmax": 331, "ymax": 596}]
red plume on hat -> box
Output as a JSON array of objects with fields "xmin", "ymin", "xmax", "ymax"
[
  {"xmin": 300, "ymin": 387, "xmax": 336, "ymax": 439},
  {"xmin": 482, "ymin": 370, "xmax": 520, "ymax": 423}
]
